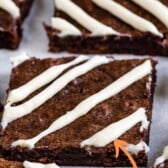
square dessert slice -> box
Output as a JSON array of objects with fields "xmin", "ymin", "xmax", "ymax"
[
  {"xmin": 45, "ymin": 0, "xmax": 168, "ymax": 55},
  {"xmin": 0, "ymin": 56, "xmax": 156, "ymax": 167},
  {"xmin": 0, "ymin": 0, "xmax": 33, "ymax": 49}
]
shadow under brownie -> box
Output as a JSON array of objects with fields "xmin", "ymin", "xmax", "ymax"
[
  {"xmin": 45, "ymin": 0, "xmax": 168, "ymax": 55},
  {"xmin": 0, "ymin": 0, "xmax": 33, "ymax": 50},
  {"xmin": 0, "ymin": 56, "xmax": 156, "ymax": 167}
]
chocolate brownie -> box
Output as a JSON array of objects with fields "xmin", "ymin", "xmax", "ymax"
[
  {"xmin": 0, "ymin": 0, "xmax": 33, "ymax": 49},
  {"xmin": 0, "ymin": 56, "xmax": 156, "ymax": 167},
  {"xmin": 45, "ymin": 0, "xmax": 168, "ymax": 55}
]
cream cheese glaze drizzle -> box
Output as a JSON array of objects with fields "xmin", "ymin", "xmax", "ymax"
[
  {"xmin": 11, "ymin": 60, "xmax": 152, "ymax": 149},
  {"xmin": 7, "ymin": 55, "xmax": 89, "ymax": 105},
  {"xmin": 55, "ymin": 0, "xmax": 119, "ymax": 35},
  {"xmin": 51, "ymin": 17, "xmax": 81, "ymax": 36},
  {"xmin": 132, "ymin": 0, "xmax": 168, "ymax": 28},
  {"xmin": 52, "ymin": 0, "xmax": 167, "ymax": 36},
  {"xmin": 92, "ymin": 0, "xmax": 162, "ymax": 36},
  {"xmin": 80, "ymin": 108, "xmax": 149, "ymax": 147},
  {"xmin": 1, "ymin": 56, "xmax": 109, "ymax": 129},
  {"xmin": 23, "ymin": 161, "xmax": 59, "ymax": 168},
  {"xmin": 0, "ymin": 0, "xmax": 20, "ymax": 18},
  {"xmin": 126, "ymin": 140, "xmax": 150, "ymax": 155}
]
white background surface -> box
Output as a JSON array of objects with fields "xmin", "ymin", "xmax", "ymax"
[{"xmin": 0, "ymin": 0, "xmax": 168, "ymax": 167}]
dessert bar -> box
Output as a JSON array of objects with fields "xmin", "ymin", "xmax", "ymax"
[
  {"xmin": 0, "ymin": 56, "xmax": 156, "ymax": 167},
  {"xmin": 0, "ymin": 0, "xmax": 33, "ymax": 49},
  {"xmin": 45, "ymin": 0, "xmax": 168, "ymax": 55}
]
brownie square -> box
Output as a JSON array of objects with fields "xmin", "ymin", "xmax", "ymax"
[
  {"xmin": 0, "ymin": 0, "xmax": 33, "ymax": 50},
  {"xmin": 45, "ymin": 0, "xmax": 168, "ymax": 55},
  {"xmin": 0, "ymin": 56, "xmax": 156, "ymax": 167}
]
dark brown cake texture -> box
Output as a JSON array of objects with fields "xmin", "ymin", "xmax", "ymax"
[
  {"xmin": 0, "ymin": 56, "xmax": 156, "ymax": 167},
  {"xmin": 45, "ymin": 0, "xmax": 168, "ymax": 55},
  {"xmin": 0, "ymin": 158, "xmax": 23, "ymax": 168},
  {"xmin": 0, "ymin": 0, "xmax": 33, "ymax": 50}
]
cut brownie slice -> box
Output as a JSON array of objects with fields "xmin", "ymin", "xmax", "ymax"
[
  {"xmin": 0, "ymin": 56, "xmax": 156, "ymax": 167},
  {"xmin": 45, "ymin": 0, "xmax": 168, "ymax": 55},
  {"xmin": 0, "ymin": 0, "xmax": 33, "ymax": 49},
  {"xmin": 154, "ymin": 146, "xmax": 168, "ymax": 168}
]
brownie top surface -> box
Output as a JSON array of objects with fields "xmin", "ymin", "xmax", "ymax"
[
  {"xmin": 54, "ymin": 0, "xmax": 168, "ymax": 36},
  {"xmin": 0, "ymin": 57, "xmax": 155, "ymax": 152}
]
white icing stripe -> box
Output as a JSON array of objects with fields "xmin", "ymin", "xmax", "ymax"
[
  {"xmin": 80, "ymin": 108, "xmax": 149, "ymax": 147},
  {"xmin": 92, "ymin": 0, "xmax": 162, "ymax": 37},
  {"xmin": 154, "ymin": 146, "xmax": 168, "ymax": 167},
  {"xmin": 126, "ymin": 141, "xmax": 150, "ymax": 155},
  {"xmin": 12, "ymin": 60, "xmax": 152, "ymax": 149},
  {"xmin": 0, "ymin": 0, "xmax": 20, "ymax": 18},
  {"xmin": 55, "ymin": 0, "xmax": 118, "ymax": 35},
  {"xmin": 51, "ymin": 17, "xmax": 81, "ymax": 36},
  {"xmin": 23, "ymin": 161, "xmax": 59, "ymax": 168},
  {"xmin": 7, "ymin": 55, "xmax": 89, "ymax": 105},
  {"xmin": 2, "ymin": 56, "xmax": 109, "ymax": 129},
  {"xmin": 132, "ymin": 0, "xmax": 168, "ymax": 28}
]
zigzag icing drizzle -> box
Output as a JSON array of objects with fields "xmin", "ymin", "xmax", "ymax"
[
  {"xmin": 0, "ymin": 0, "xmax": 20, "ymax": 18},
  {"xmin": 10, "ymin": 59, "xmax": 152, "ymax": 149},
  {"xmin": 23, "ymin": 161, "xmax": 59, "ymax": 168},
  {"xmin": 132, "ymin": 0, "xmax": 168, "ymax": 28},
  {"xmin": 154, "ymin": 146, "xmax": 168, "ymax": 167},
  {"xmin": 53, "ymin": 0, "xmax": 168, "ymax": 36},
  {"xmin": 2, "ymin": 56, "xmax": 108, "ymax": 129},
  {"xmin": 80, "ymin": 108, "xmax": 149, "ymax": 147}
]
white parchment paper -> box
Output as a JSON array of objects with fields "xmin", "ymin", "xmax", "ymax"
[{"xmin": 0, "ymin": 0, "xmax": 168, "ymax": 167}]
